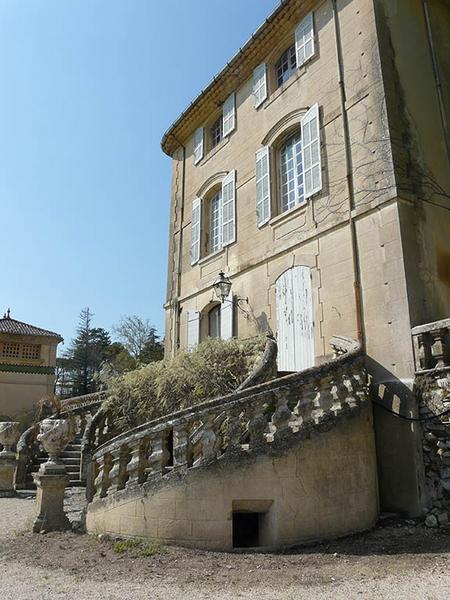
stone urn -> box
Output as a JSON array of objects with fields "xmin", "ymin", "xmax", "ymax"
[
  {"xmin": 37, "ymin": 417, "xmax": 76, "ymax": 475},
  {"xmin": 0, "ymin": 421, "xmax": 21, "ymax": 455},
  {"xmin": 0, "ymin": 422, "xmax": 21, "ymax": 496}
]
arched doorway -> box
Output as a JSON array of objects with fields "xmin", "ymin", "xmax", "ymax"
[{"xmin": 275, "ymin": 266, "xmax": 314, "ymax": 372}]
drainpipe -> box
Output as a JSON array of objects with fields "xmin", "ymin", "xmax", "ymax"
[
  {"xmin": 331, "ymin": 0, "xmax": 365, "ymax": 348},
  {"xmin": 422, "ymin": 0, "xmax": 450, "ymax": 161},
  {"xmin": 170, "ymin": 134, "xmax": 186, "ymax": 356}
]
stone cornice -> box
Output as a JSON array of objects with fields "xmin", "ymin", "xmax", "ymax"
[{"xmin": 161, "ymin": 0, "xmax": 317, "ymax": 156}]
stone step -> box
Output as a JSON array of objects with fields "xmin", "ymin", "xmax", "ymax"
[{"xmin": 61, "ymin": 451, "xmax": 81, "ymax": 458}]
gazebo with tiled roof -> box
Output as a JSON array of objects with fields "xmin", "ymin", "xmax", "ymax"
[{"xmin": 0, "ymin": 310, "xmax": 63, "ymax": 420}]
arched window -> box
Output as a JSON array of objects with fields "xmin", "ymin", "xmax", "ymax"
[
  {"xmin": 275, "ymin": 44, "xmax": 297, "ymax": 88},
  {"xmin": 208, "ymin": 304, "xmax": 221, "ymax": 338},
  {"xmin": 279, "ymin": 133, "xmax": 304, "ymax": 213}
]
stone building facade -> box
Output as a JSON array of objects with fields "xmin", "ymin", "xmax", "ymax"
[
  {"xmin": 0, "ymin": 312, "xmax": 63, "ymax": 420},
  {"xmin": 161, "ymin": 0, "xmax": 450, "ymax": 517}
]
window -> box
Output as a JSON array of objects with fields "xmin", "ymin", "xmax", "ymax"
[
  {"xmin": 210, "ymin": 116, "xmax": 223, "ymax": 149},
  {"xmin": 279, "ymin": 133, "xmax": 304, "ymax": 212},
  {"xmin": 0, "ymin": 342, "xmax": 41, "ymax": 360},
  {"xmin": 255, "ymin": 104, "xmax": 322, "ymax": 222},
  {"xmin": 21, "ymin": 344, "xmax": 41, "ymax": 360},
  {"xmin": 209, "ymin": 191, "xmax": 222, "ymax": 253},
  {"xmin": 191, "ymin": 171, "xmax": 236, "ymax": 265},
  {"xmin": 274, "ymin": 12, "xmax": 315, "ymax": 89},
  {"xmin": 275, "ymin": 44, "xmax": 297, "ymax": 88},
  {"xmin": 208, "ymin": 305, "xmax": 221, "ymax": 338},
  {"xmin": 1, "ymin": 343, "xmax": 20, "ymax": 358}
]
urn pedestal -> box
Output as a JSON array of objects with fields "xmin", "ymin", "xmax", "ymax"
[
  {"xmin": 0, "ymin": 422, "xmax": 21, "ymax": 497},
  {"xmin": 32, "ymin": 418, "xmax": 75, "ymax": 533}
]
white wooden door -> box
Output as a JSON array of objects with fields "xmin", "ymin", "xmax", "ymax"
[{"xmin": 276, "ymin": 266, "xmax": 314, "ymax": 372}]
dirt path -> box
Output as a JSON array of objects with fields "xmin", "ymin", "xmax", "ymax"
[{"xmin": 1, "ymin": 493, "xmax": 450, "ymax": 599}]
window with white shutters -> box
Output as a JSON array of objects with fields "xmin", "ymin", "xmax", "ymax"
[
  {"xmin": 253, "ymin": 63, "xmax": 267, "ymax": 108},
  {"xmin": 222, "ymin": 92, "xmax": 236, "ymax": 137},
  {"xmin": 193, "ymin": 127, "xmax": 204, "ymax": 164},
  {"xmin": 255, "ymin": 147, "xmax": 271, "ymax": 226},
  {"xmin": 301, "ymin": 104, "xmax": 322, "ymax": 198},
  {"xmin": 191, "ymin": 197, "xmax": 201, "ymax": 265},
  {"xmin": 295, "ymin": 12, "xmax": 315, "ymax": 68},
  {"xmin": 209, "ymin": 191, "xmax": 222, "ymax": 254},
  {"xmin": 187, "ymin": 310, "xmax": 200, "ymax": 350},
  {"xmin": 221, "ymin": 170, "xmax": 236, "ymax": 246}
]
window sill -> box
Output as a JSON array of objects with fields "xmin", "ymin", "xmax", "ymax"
[
  {"xmin": 198, "ymin": 248, "xmax": 225, "ymax": 266},
  {"xmin": 198, "ymin": 135, "xmax": 230, "ymax": 167},
  {"xmin": 269, "ymin": 201, "xmax": 307, "ymax": 226},
  {"xmin": 264, "ymin": 65, "xmax": 307, "ymax": 110}
]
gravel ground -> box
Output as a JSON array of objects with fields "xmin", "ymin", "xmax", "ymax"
[{"xmin": 1, "ymin": 492, "xmax": 450, "ymax": 599}]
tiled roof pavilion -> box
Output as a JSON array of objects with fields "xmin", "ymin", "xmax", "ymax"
[{"xmin": 0, "ymin": 310, "xmax": 63, "ymax": 342}]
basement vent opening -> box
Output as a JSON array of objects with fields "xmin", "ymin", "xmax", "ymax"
[{"xmin": 232, "ymin": 512, "xmax": 261, "ymax": 548}]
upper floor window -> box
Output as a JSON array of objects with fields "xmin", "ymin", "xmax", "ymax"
[
  {"xmin": 255, "ymin": 104, "xmax": 322, "ymax": 227},
  {"xmin": 209, "ymin": 190, "xmax": 222, "ymax": 253},
  {"xmin": 275, "ymin": 44, "xmax": 297, "ymax": 88},
  {"xmin": 210, "ymin": 117, "xmax": 223, "ymax": 149},
  {"xmin": 280, "ymin": 133, "xmax": 304, "ymax": 212},
  {"xmin": 191, "ymin": 170, "xmax": 236, "ymax": 265}
]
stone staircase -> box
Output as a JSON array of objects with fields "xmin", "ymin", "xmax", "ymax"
[{"xmin": 27, "ymin": 433, "xmax": 84, "ymax": 488}]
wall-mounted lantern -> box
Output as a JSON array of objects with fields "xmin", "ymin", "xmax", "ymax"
[{"xmin": 213, "ymin": 271, "xmax": 232, "ymax": 303}]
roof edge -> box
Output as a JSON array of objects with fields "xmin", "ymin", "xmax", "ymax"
[{"xmin": 160, "ymin": 0, "xmax": 291, "ymax": 156}]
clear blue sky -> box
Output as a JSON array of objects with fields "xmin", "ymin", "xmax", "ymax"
[{"xmin": 0, "ymin": 0, "xmax": 278, "ymax": 352}]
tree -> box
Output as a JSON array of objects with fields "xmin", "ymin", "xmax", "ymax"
[
  {"xmin": 63, "ymin": 308, "xmax": 113, "ymax": 396},
  {"xmin": 113, "ymin": 315, "xmax": 164, "ymax": 363}
]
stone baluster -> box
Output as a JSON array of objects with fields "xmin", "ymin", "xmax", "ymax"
[
  {"xmin": 94, "ymin": 452, "xmax": 112, "ymax": 498},
  {"xmin": 126, "ymin": 438, "xmax": 150, "ymax": 486},
  {"xmin": 225, "ymin": 404, "xmax": 243, "ymax": 453},
  {"xmin": 247, "ymin": 400, "xmax": 268, "ymax": 449},
  {"xmin": 106, "ymin": 447, "xmax": 122, "ymax": 494},
  {"xmin": 272, "ymin": 390, "xmax": 293, "ymax": 441},
  {"xmin": 146, "ymin": 430, "xmax": 170, "ymax": 477},
  {"xmin": 200, "ymin": 414, "xmax": 217, "ymax": 463},
  {"xmin": 173, "ymin": 422, "xmax": 190, "ymax": 469},
  {"xmin": 293, "ymin": 383, "xmax": 316, "ymax": 427},
  {"xmin": 430, "ymin": 328, "xmax": 450, "ymax": 369}
]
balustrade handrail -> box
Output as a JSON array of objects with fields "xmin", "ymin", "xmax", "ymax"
[
  {"xmin": 411, "ymin": 317, "xmax": 450, "ymax": 372},
  {"xmin": 60, "ymin": 391, "xmax": 106, "ymax": 414},
  {"xmin": 93, "ymin": 336, "xmax": 362, "ymax": 460}
]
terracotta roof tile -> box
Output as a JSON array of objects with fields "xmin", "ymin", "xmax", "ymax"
[{"xmin": 0, "ymin": 317, "xmax": 63, "ymax": 341}]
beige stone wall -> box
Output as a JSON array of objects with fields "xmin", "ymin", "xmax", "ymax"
[
  {"xmin": 87, "ymin": 404, "xmax": 378, "ymax": 550},
  {"xmin": 0, "ymin": 335, "xmax": 58, "ymax": 420},
  {"xmin": 0, "ymin": 372, "xmax": 54, "ymax": 420}
]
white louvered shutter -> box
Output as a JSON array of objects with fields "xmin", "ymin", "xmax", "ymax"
[
  {"xmin": 301, "ymin": 104, "xmax": 322, "ymax": 198},
  {"xmin": 193, "ymin": 127, "xmax": 204, "ymax": 164},
  {"xmin": 255, "ymin": 147, "xmax": 271, "ymax": 226},
  {"xmin": 190, "ymin": 197, "xmax": 201, "ymax": 265},
  {"xmin": 220, "ymin": 291, "xmax": 234, "ymax": 340},
  {"xmin": 187, "ymin": 310, "xmax": 200, "ymax": 351},
  {"xmin": 253, "ymin": 63, "xmax": 267, "ymax": 108},
  {"xmin": 221, "ymin": 170, "xmax": 236, "ymax": 246},
  {"xmin": 223, "ymin": 92, "xmax": 236, "ymax": 136},
  {"xmin": 295, "ymin": 12, "xmax": 315, "ymax": 67}
]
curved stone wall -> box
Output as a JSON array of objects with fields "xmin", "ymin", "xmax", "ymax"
[{"xmin": 86, "ymin": 403, "xmax": 378, "ymax": 551}]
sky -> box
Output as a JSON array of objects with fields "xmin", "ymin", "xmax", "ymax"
[{"xmin": 0, "ymin": 0, "xmax": 278, "ymax": 352}]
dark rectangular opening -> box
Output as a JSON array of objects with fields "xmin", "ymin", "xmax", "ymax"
[{"xmin": 232, "ymin": 512, "xmax": 261, "ymax": 548}]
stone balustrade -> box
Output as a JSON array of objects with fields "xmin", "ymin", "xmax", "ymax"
[
  {"xmin": 89, "ymin": 336, "xmax": 367, "ymax": 502},
  {"xmin": 412, "ymin": 318, "xmax": 450, "ymax": 372}
]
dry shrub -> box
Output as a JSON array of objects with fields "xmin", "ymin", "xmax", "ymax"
[{"xmin": 101, "ymin": 336, "xmax": 265, "ymax": 433}]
